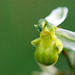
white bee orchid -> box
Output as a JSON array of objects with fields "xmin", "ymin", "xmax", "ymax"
[
  {"xmin": 32, "ymin": 7, "xmax": 75, "ymax": 75},
  {"xmin": 45, "ymin": 7, "xmax": 75, "ymax": 51}
]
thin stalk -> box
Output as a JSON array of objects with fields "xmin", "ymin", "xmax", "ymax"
[
  {"xmin": 62, "ymin": 50, "xmax": 73, "ymax": 74},
  {"xmin": 72, "ymin": 53, "xmax": 75, "ymax": 75}
]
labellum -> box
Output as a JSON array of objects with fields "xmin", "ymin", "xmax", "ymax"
[{"xmin": 31, "ymin": 19, "xmax": 63, "ymax": 65}]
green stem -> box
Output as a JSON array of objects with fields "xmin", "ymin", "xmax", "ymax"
[
  {"xmin": 72, "ymin": 53, "xmax": 75, "ymax": 75},
  {"xmin": 62, "ymin": 50, "xmax": 73, "ymax": 74}
]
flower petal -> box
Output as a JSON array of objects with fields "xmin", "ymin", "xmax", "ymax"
[
  {"xmin": 45, "ymin": 7, "xmax": 68, "ymax": 26},
  {"xmin": 55, "ymin": 28, "xmax": 75, "ymax": 51}
]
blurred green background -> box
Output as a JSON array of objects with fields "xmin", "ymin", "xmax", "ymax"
[{"xmin": 0, "ymin": 0, "xmax": 75, "ymax": 75}]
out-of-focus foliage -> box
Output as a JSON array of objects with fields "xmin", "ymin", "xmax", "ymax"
[{"xmin": 0, "ymin": 0, "xmax": 75, "ymax": 75}]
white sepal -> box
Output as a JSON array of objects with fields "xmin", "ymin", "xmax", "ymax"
[
  {"xmin": 55, "ymin": 28, "xmax": 75, "ymax": 51},
  {"xmin": 45, "ymin": 7, "xmax": 68, "ymax": 26}
]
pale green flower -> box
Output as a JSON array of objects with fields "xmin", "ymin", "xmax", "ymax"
[
  {"xmin": 32, "ymin": 7, "xmax": 75, "ymax": 75},
  {"xmin": 31, "ymin": 7, "xmax": 75, "ymax": 66}
]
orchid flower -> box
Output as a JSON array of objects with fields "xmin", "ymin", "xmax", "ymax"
[
  {"xmin": 31, "ymin": 7, "xmax": 75, "ymax": 75},
  {"xmin": 31, "ymin": 7, "xmax": 75, "ymax": 66},
  {"xmin": 45, "ymin": 7, "xmax": 75, "ymax": 51}
]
